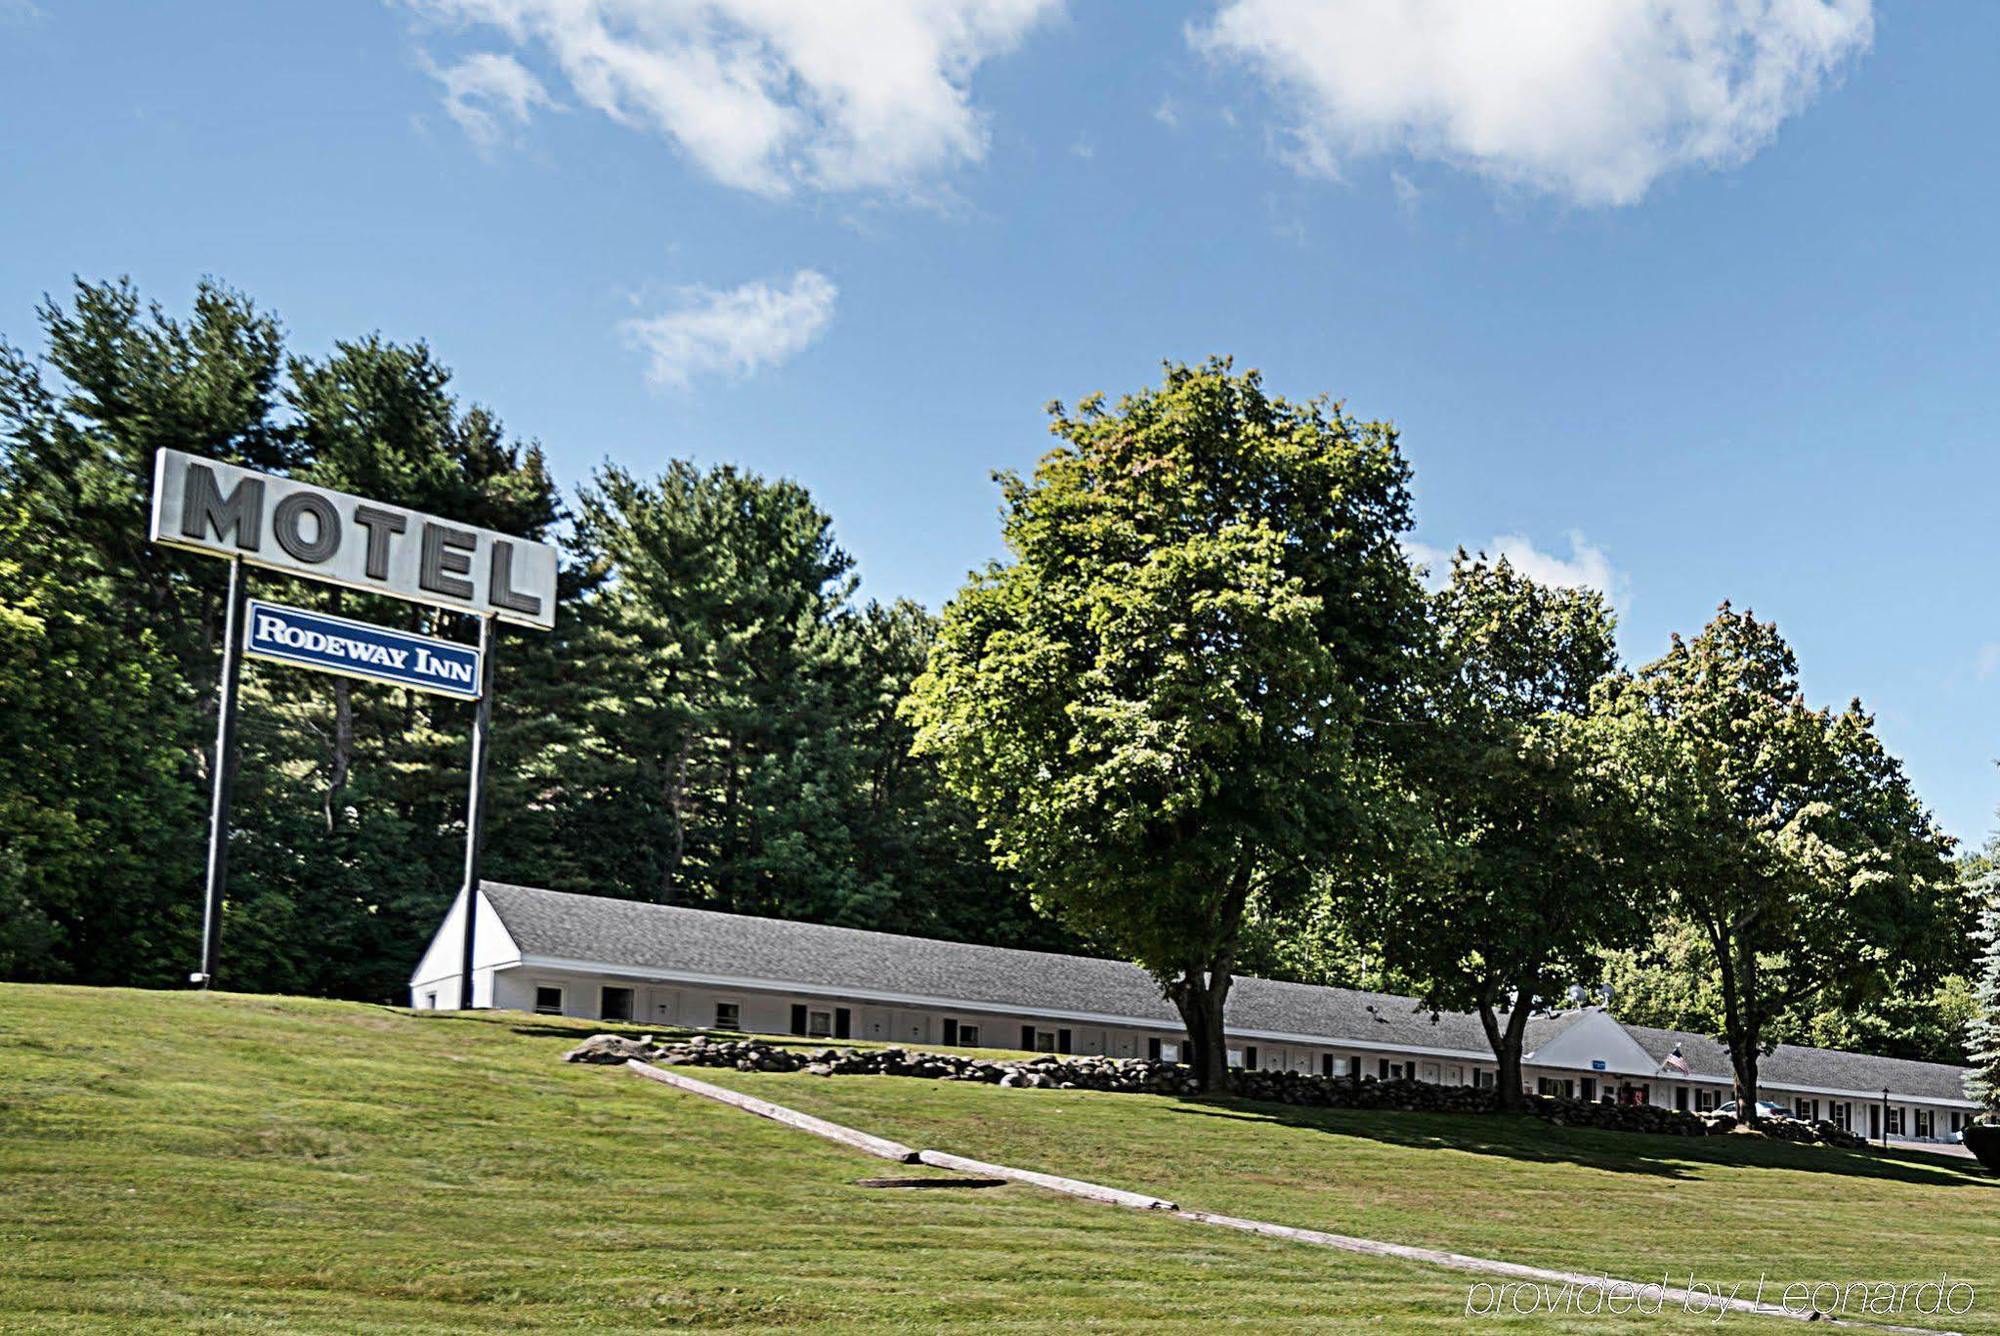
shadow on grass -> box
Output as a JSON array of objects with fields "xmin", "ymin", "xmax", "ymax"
[{"xmin": 1166, "ymin": 1098, "xmax": 1997, "ymax": 1191}]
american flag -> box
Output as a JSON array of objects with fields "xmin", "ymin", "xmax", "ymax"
[{"xmin": 1663, "ymin": 1044, "xmax": 1691, "ymax": 1075}]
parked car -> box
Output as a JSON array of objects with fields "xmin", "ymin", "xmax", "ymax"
[{"xmin": 1712, "ymin": 1100, "xmax": 1795, "ymax": 1121}]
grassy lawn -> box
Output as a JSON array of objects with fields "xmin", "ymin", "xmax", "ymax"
[
  {"xmin": 688, "ymin": 1062, "xmax": 2000, "ymax": 1333},
  {"xmin": 0, "ymin": 984, "xmax": 1765, "ymax": 1334}
]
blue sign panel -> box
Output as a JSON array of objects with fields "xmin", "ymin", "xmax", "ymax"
[
  {"xmin": 244, "ymin": 599, "xmax": 483, "ymax": 700},
  {"xmin": 1591, "ymin": 1060, "xmax": 1608, "ymax": 1071}
]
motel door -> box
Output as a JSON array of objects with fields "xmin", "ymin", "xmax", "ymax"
[
  {"xmin": 1420, "ymin": 1061, "xmax": 1441, "ymax": 1085},
  {"xmin": 861, "ymin": 1008, "xmax": 892, "ymax": 1041},
  {"xmin": 891, "ymin": 1010, "xmax": 929, "ymax": 1045},
  {"xmin": 645, "ymin": 988, "xmax": 680, "ymax": 1026}
]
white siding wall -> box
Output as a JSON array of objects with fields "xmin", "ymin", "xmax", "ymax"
[
  {"xmin": 456, "ymin": 963, "xmax": 1971, "ymax": 1135},
  {"xmin": 406, "ymin": 890, "xmax": 519, "ymax": 1010}
]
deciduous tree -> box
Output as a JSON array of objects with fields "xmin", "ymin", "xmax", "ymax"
[
  {"xmin": 1603, "ymin": 605, "xmax": 1956, "ymax": 1122},
  {"xmin": 908, "ymin": 359, "xmax": 1427, "ymax": 1089},
  {"xmin": 1354, "ymin": 554, "xmax": 1655, "ymax": 1109}
]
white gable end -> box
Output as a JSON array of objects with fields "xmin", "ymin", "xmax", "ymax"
[
  {"xmin": 408, "ymin": 887, "xmax": 521, "ymax": 1006},
  {"xmin": 1526, "ymin": 1010, "xmax": 1662, "ymax": 1079}
]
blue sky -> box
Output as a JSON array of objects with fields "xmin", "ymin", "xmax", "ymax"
[{"xmin": 4, "ymin": 1, "xmax": 1999, "ymax": 845}]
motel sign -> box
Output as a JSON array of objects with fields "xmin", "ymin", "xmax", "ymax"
[{"xmin": 149, "ymin": 449, "xmax": 558, "ymax": 1004}]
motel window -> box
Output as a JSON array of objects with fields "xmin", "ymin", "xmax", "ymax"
[
  {"xmin": 1035, "ymin": 1031, "xmax": 1059, "ymax": 1053},
  {"xmin": 1887, "ymin": 1106, "xmax": 1905, "ymax": 1137},
  {"xmin": 533, "ymin": 986, "xmax": 564, "ymax": 1016},
  {"xmin": 1832, "ymin": 1102, "xmax": 1851, "ymax": 1131},
  {"xmin": 714, "ymin": 1001, "xmax": 741, "ymax": 1031},
  {"xmin": 1473, "ymin": 1069, "xmax": 1495, "ymax": 1090},
  {"xmin": 1537, "ymin": 1077, "xmax": 1574, "ymax": 1100},
  {"xmin": 1915, "ymin": 1109, "xmax": 1935, "ymax": 1139},
  {"xmin": 1695, "ymin": 1088, "xmax": 1720, "ymax": 1112},
  {"xmin": 600, "ymin": 986, "xmax": 634, "ymax": 1023},
  {"xmin": 788, "ymin": 1008, "xmax": 836, "ymax": 1040},
  {"xmin": 1226, "ymin": 1048, "xmax": 1243, "ymax": 1068},
  {"xmin": 1794, "ymin": 1098, "xmax": 1819, "ymax": 1122},
  {"xmin": 958, "ymin": 1024, "xmax": 980, "ymax": 1047}
]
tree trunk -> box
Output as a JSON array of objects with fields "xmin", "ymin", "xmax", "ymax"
[
  {"xmin": 323, "ymin": 676, "xmax": 353, "ymax": 832},
  {"xmin": 1714, "ymin": 928, "xmax": 1759, "ymax": 1124},
  {"xmin": 1477, "ymin": 988, "xmax": 1535, "ymax": 1113},
  {"xmin": 1731, "ymin": 1045, "xmax": 1760, "ymax": 1126},
  {"xmin": 1167, "ymin": 969, "xmax": 1232, "ymax": 1093},
  {"xmin": 322, "ymin": 590, "xmax": 353, "ymax": 833},
  {"xmin": 662, "ymin": 732, "xmax": 690, "ymax": 903},
  {"xmin": 1162, "ymin": 863, "xmax": 1254, "ymax": 1094}
]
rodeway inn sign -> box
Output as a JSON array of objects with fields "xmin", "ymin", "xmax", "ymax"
[
  {"xmin": 149, "ymin": 449, "xmax": 558, "ymax": 1003},
  {"xmin": 244, "ymin": 600, "xmax": 483, "ymax": 701}
]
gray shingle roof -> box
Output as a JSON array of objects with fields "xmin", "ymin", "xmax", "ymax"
[
  {"xmin": 1623, "ymin": 1024, "xmax": 1971, "ymax": 1103},
  {"xmin": 483, "ymin": 881, "xmax": 1527, "ymax": 1053},
  {"xmin": 480, "ymin": 881, "xmax": 1973, "ymax": 1102}
]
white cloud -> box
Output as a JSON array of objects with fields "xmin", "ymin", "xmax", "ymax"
[
  {"xmin": 1154, "ymin": 96, "xmax": 1181, "ymax": 129},
  {"xmin": 403, "ymin": 0, "xmax": 1060, "ymax": 197},
  {"xmin": 424, "ymin": 51, "xmax": 556, "ymax": 151},
  {"xmin": 1406, "ymin": 530, "xmax": 1628, "ymax": 606},
  {"xmin": 623, "ymin": 269, "xmax": 838, "ymax": 388},
  {"xmin": 1191, "ymin": 0, "xmax": 1873, "ymax": 206},
  {"xmin": 1977, "ymin": 644, "xmax": 2000, "ymax": 680}
]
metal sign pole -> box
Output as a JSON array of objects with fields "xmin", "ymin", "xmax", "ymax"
[
  {"xmin": 196, "ymin": 555, "xmax": 249, "ymax": 989},
  {"xmin": 457, "ymin": 614, "xmax": 498, "ymax": 1009}
]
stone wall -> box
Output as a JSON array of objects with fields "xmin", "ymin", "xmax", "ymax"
[{"xmin": 566, "ymin": 1033, "xmax": 1871, "ymax": 1148}]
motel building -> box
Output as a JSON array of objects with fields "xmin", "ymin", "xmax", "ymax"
[{"xmin": 413, "ymin": 882, "xmax": 1978, "ymax": 1146}]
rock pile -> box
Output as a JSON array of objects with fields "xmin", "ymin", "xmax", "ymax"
[
  {"xmin": 564, "ymin": 1034, "xmax": 1870, "ymax": 1149},
  {"xmin": 570, "ymin": 1034, "xmax": 1205, "ymax": 1093},
  {"xmin": 1710, "ymin": 1112, "xmax": 1867, "ymax": 1150},
  {"xmin": 1534, "ymin": 1096, "xmax": 1710, "ymax": 1137}
]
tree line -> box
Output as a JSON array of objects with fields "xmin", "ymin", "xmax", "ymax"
[
  {"xmin": 0, "ymin": 279, "xmax": 1061, "ymax": 1003},
  {"xmin": 1, "ymin": 285, "xmax": 1989, "ymax": 1120},
  {"xmin": 906, "ymin": 358, "xmax": 1984, "ymax": 1114}
]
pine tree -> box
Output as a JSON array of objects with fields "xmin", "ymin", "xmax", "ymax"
[{"xmin": 1968, "ymin": 872, "xmax": 2000, "ymax": 1115}]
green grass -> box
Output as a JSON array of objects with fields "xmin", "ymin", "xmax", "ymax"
[
  {"xmin": 688, "ymin": 1062, "xmax": 2000, "ymax": 1333},
  {"xmin": 0, "ymin": 976, "xmax": 1768, "ymax": 1328}
]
